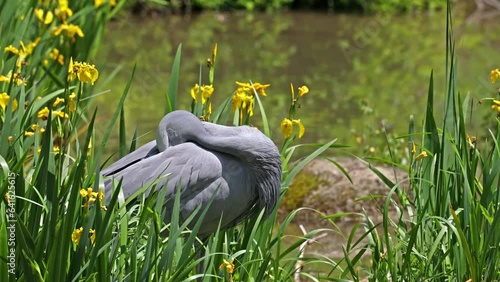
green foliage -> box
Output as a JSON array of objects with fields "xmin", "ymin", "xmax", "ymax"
[
  {"xmin": 0, "ymin": 1, "xmax": 340, "ymax": 281},
  {"xmin": 281, "ymin": 170, "xmax": 322, "ymax": 211},
  {"xmin": 336, "ymin": 1, "xmax": 500, "ymax": 280},
  {"xmin": 234, "ymin": 0, "xmax": 294, "ymax": 10},
  {"xmin": 133, "ymin": 0, "xmax": 444, "ymax": 12},
  {"xmin": 336, "ymin": 0, "xmax": 446, "ymax": 13},
  {"xmin": 2, "ymin": 0, "xmax": 497, "ymax": 281}
]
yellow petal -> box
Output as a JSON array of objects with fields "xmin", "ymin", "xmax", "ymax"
[
  {"xmin": 298, "ymin": 85, "xmax": 309, "ymax": 97},
  {"xmin": 44, "ymin": 10, "xmax": 54, "ymax": 24},
  {"xmin": 34, "ymin": 8, "xmax": 45, "ymax": 22},
  {"xmin": 12, "ymin": 99, "xmax": 18, "ymax": 111},
  {"xmin": 191, "ymin": 83, "xmax": 200, "ymax": 101},
  {"xmin": 53, "ymin": 97, "xmax": 65, "ymax": 107},
  {"xmin": 71, "ymin": 227, "xmax": 83, "ymax": 244},
  {"xmin": 491, "ymin": 69, "xmax": 500, "ymax": 84},
  {"xmin": 97, "ymin": 189, "xmax": 104, "ymax": 202},
  {"xmin": 207, "ymin": 102, "xmax": 212, "ymax": 115},
  {"xmin": 0, "ymin": 92, "xmax": 10, "ymax": 110},
  {"xmin": 201, "ymin": 84, "xmax": 214, "ymax": 104},
  {"xmin": 53, "ymin": 110, "xmax": 69, "ymax": 119},
  {"xmin": 247, "ymin": 82, "xmax": 270, "ymax": 96},
  {"xmin": 68, "ymin": 57, "xmax": 75, "ymax": 81},
  {"xmin": 415, "ymin": 151, "xmax": 428, "ymax": 161},
  {"xmin": 69, "ymin": 92, "xmax": 77, "ymax": 112},
  {"xmin": 89, "ymin": 229, "xmax": 96, "ymax": 245},
  {"xmin": 94, "ymin": 0, "xmax": 105, "ymax": 8},
  {"xmin": 280, "ymin": 118, "xmax": 293, "ymax": 138},
  {"xmin": 37, "ymin": 107, "xmax": 50, "ymax": 119},
  {"xmin": 235, "ymin": 81, "xmax": 251, "ymax": 88},
  {"xmin": 80, "ymin": 189, "xmax": 88, "ymax": 198},
  {"xmin": 212, "ymin": 43, "xmax": 217, "ymax": 64},
  {"xmin": 292, "ymin": 119, "xmax": 305, "ymax": 138},
  {"xmin": 4, "ymin": 45, "xmax": 19, "ymax": 55}
]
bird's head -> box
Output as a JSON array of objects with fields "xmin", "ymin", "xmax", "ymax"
[{"xmin": 156, "ymin": 110, "xmax": 205, "ymax": 151}]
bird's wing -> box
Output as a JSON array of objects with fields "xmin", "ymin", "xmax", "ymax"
[
  {"xmin": 101, "ymin": 140, "xmax": 159, "ymax": 176},
  {"xmin": 104, "ymin": 142, "xmax": 224, "ymax": 206}
]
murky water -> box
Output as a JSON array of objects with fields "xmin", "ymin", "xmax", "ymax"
[
  {"xmin": 94, "ymin": 5, "xmax": 499, "ymax": 266},
  {"xmin": 95, "ymin": 5, "xmax": 499, "ymax": 160}
]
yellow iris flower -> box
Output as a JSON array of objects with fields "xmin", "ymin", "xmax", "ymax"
[
  {"xmin": 72, "ymin": 227, "xmax": 97, "ymax": 246},
  {"xmin": 50, "ymin": 48, "xmax": 65, "ymax": 65},
  {"xmin": 235, "ymin": 81, "xmax": 270, "ymax": 96},
  {"xmin": 55, "ymin": 0, "xmax": 73, "ymax": 22},
  {"xmin": 34, "ymin": 9, "xmax": 54, "ymax": 25},
  {"xmin": 89, "ymin": 229, "xmax": 96, "ymax": 245},
  {"xmin": 298, "ymin": 85, "xmax": 309, "ymax": 97},
  {"xmin": 4, "ymin": 45, "xmax": 19, "ymax": 55},
  {"xmin": 0, "ymin": 72, "xmax": 26, "ymax": 86},
  {"xmin": 4, "ymin": 38, "xmax": 41, "ymax": 71},
  {"xmin": 491, "ymin": 69, "xmax": 500, "ymax": 84},
  {"xmin": 53, "ymin": 110, "xmax": 69, "ymax": 119},
  {"xmin": 219, "ymin": 258, "xmax": 235, "ymax": 274},
  {"xmin": 80, "ymin": 187, "xmax": 97, "ymax": 199},
  {"xmin": 80, "ymin": 188, "xmax": 104, "ymax": 210},
  {"xmin": 68, "ymin": 58, "xmax": 99, "ymax": 85},
  {"xmin": 280, "ymin": 118, "xmax": 305, "ymax": 138},
  {"xmin": 94, "ymin": 0, "xmax": 105, "ymax": 7},
  {"xmin": 190, "ymin": 84, "xmax": 214, "ymax": 104},
  {"xmin": 71, "ymin": 227, "xmax": 83, "ymax": 244},
  {"xmin": 53, "ymin": 23, "xmax": 84, "ymax": 39},
  {"xmin": 38, "ymin": 107, "xmax": 50, "ymax": 119},
  {"xmin": 231, "ymin": 89, "xmax": 254, "ymax": 116},
  {"xmin": 212, "ymin": 43, "xmax": 218, "ymax": 64},
  {"xmin": 492, "ymin": 99, "xmax": 500, "ymax": 112},
  {"xmin": 0, "ymin": 92, "xmax": 18, "ymax": 111},
  {"xmin": 53, "ymin": 97, "xmax": 65, "ymax": 107},
  {"xmin": 231, "ymin": 81, "xmax": 270, "ymax": 121},
  {"xmin": 280, "ymin": 118, "xmax": 293, "ymax": 138},
  {"xmin": 95, "ymin": 0, "xmax": 116, "ymax": 8},
  {"xmin": 415, "ymin": 151, "xmax": 428, "ymax": 161},
  {"xmin": 69, "ymin": 92, "xmax": 77, "ymax": 112}
]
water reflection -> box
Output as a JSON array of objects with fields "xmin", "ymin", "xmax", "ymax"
[{"xmin": 95, "ymin": 7, "xmax": 499, "ymax": 159}]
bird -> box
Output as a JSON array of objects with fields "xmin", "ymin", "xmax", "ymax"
[{"xmin": 101, "ymin": 110, "xmax": 282, "ymax": 236}]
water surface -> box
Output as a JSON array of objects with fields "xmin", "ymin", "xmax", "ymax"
[{"xmin": 95, "ymin": 6, "xmax": 499, "ymax": 159}]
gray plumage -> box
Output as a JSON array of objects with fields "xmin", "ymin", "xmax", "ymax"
[{"xmin": 102, "ymin": 110, "xmax": 282, "ymax": 236}]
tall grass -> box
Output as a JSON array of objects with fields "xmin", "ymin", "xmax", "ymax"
[
  {"xmin": 2, "ymin": 1, "xmax": 497, "ymax": 281},
  {"xmin": 338, "ymin": 2, "xmax": 500, "ymax": 281},
  {"xmin": 0, "ymin": 1, "xmax": 342, "ymax": 281}
]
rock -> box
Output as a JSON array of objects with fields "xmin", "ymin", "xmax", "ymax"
[{"xmin": 282, "ymin": 157, "xmax": 409, "ymax": 224}]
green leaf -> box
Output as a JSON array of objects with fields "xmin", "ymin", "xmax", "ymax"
[{"xmin": 165, "ymin": 43, "xmax": 182, "ymax": 114}]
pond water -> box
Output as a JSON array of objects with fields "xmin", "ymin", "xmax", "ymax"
[
  {"xmin": 95, "ymin": 4, "xmax": 499, "ymax": 161},
  {"xmin": 94, "ymin": 4, "xmax": 499, "ymax": 267}
]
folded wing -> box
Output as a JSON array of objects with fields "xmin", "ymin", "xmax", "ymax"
[{"xmin": 101, "ymin": 140, "xmax": 159, "ymax": 176}]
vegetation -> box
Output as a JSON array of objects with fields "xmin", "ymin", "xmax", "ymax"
[
  {"xmin": 336, "ymin": 6, "xmax": 500, "ymax": 281},
  {"xmin": 281, "ymin": 170, "xmax": 327, "ymax": 211},
  {"xmin": 0, "ymin": 1, "xmax": 339, "ymax": 281},
  {"xmin": 1, "ymin": 0, "xmax": 499, "ymax": 282},
  {"xmin": 130, "ymin": 0, "xmax": 446, "ymax": 13}
]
